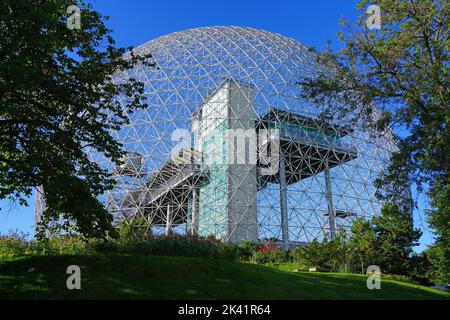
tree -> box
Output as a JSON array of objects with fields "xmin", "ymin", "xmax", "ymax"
[
  {"xmin": 299, "ymin": 0, "xmax": 449, "ymax": 273},
  {"xmin": 292, "ymin": 231, "xmax": 350, "ymax": 272},
  {"xmin": 117, "ymin": 216, "xmax": 152, "ymax": 242},
  {"xmin": 426, "ymin": 182, "xmax": 450, "ymax": 284},
  {"xmin": 425, "ymin": 243, "xmax": 450, "ymax": 284},
  {"xmin": 0, "ymin": 0, "xmax": 153, "ymax": 238},
  {"xmin": 348, "ymin": 217, "xmax": 377, "ymax": 271},
  {"xmin": 347, "ymin": 205, "xmax": 421, "ymax": 275},
  {"xmin": 292, "ymin": 205, "xmax": 421, "ymax": 275},
  {"xmin": 372, "ymin": 204, "xmax": 422, "ymax": 274}
]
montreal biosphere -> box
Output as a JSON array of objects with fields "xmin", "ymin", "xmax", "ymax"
[{"xmin": 39, "ymin": 26, "xmax": 403, "ymax": 248}]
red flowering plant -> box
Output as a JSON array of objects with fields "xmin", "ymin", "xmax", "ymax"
[
  {"xmin": 254, "ymin": 240, "xmax": 287, "ymax": 264},
  {"xmin": 258, "ymin": 244, "xmax": 267, "ymax": 253},
  {"xmin": 258, "ymin": 240, "xmax": 277, "ymax": 253}
]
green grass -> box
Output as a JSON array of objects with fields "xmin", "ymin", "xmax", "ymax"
[{"xmin": 0, "ymin": 254, "xmax": 449, "ymax": 299}]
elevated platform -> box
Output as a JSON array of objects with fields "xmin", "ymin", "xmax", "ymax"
[
  {"xmin": 256, "ymin": 108, "xmax": 357, "ymax": 188},
  {"xmin": 323, "ymin": 209, "xmax": 357, "ymax": 219},
  {"xmin": 118, "ymin": 149, "xmax": 207, "ymax": 226}
]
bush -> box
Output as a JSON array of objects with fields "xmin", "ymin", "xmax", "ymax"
[
  {"xmin": 289, "ymin": 236, "xmax": 354, "ymax": 273},
  {"xmin": 0, "ymin": 226, "xmax": 440, "ymax": 286},
  {"xmin": 91, "ymin": 235, "xmax": 244, "ymax": 260},
  {"xmin": 238, "ymin": 241, "xmax": 259, "ymax": 260},
  {"xmin": 0, "ymin": 231, "xmax": 35, "ymax": 258},
  {"xmin": 0, "ymin": 231, "xmax": 297, "ymax": 263},
  {"xmin": 117, "ymin": 217, "xmax": 152, "ymax": 242},
  {"xmin": 0, "ymin": 231, "xmax": 96, "ymax": 258},
  {"xmin": 251, "ymin": 241, "xmax": 289, "ymax": 264},
  {"xmin": 0, "ymin": 232, "xmax": 238, "ymax": 260},
  {"xmin": 425, "ymin": 244, "xmax": 450, "ymax": 285},
  {"xmin": 45, "ymin": 236, "xmax": 97, "ymax": 255}
]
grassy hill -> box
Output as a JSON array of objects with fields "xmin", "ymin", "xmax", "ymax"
[{"xmin": 0, "ymin": 254, "xmax": 448, "ymax": 299}]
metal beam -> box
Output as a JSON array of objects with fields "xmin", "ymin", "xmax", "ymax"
[
  {"xmin": 279, "ymin": 153, "xmax": 289, "ymax": 250},
  {"xmin": 191, "ymin": 188, "xmax": 199, "ymax": 236},
  {"xmin": 325, "ymin": 167, "xmax": 335, "ymax": 240},
  {"xmin": 165, "ymin": 204, "xmax": 172, "ymax": 236}
]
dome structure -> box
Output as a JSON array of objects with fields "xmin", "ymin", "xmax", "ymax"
[{"xmin": 87, "ymin": 26, "xmax": 399, "ymax": 246}]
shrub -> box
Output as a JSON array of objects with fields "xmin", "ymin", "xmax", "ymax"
[
  {"xmin": 238, "ymin": 241, "xmax": 259, "ymax": 260},
  {"xmin": 89, "ymin": 235, "xmax": 243, "ymax": 260},
  {"xmin": 0, "ymin": 231, "xmax": 97, "ymax": 258},
  {"xmin": 251, "ymin": 241, "xmax": 289, "ymax": 264},
  {"xmin": 117, "ymin": 217, "xmax": 152, "ymax": 242},
  {"xmin": 0, "ymin": 231, "xmax": 34, "ymax": 258},
  {"xmin": 425, "ymin": 244, "xmax": 450, "ymax": 285},
  {"xmin": 289, "ymin": 236, "xmax": 353, "ymax": 273},
  {"xmin": 0, "ymin": 232, "xmax": 278, "ymax": 262},
  {"xmin": 45, "ymin": 236, "xmax": 97, "ymax": 255}
]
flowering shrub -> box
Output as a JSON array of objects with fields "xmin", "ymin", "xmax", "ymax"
[
  {"xmin": 252, "ymin": 241, "xmax": 288, "ymax": 264},
  {"xmin": 258, "ymin": 240, "xmax": 277, "ymax": 253},
  {"xmin": 1, "ymin": 232, "xmax": 293, "ymax": 264}
]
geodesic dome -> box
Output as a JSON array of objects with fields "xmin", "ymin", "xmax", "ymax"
[{"xmin": 88, "ymin": 26, "xmax": 399, "ymax": 246}]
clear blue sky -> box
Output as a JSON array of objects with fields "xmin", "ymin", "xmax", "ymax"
[{"xmin": 0, "ymin": 0, "xmax": 435, "ymax": 251}]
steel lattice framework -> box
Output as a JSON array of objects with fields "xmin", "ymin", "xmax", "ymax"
[{"xmin": 55, "ymin": 26, "xmax": 401, "ymax": 246}]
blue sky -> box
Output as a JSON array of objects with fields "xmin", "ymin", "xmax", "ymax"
[{"xmin": 0, "ymin": 0, "xmax": 435, "ymax": 251}]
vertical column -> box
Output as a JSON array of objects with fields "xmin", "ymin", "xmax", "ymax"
[
  {"xmin": 165, "ymin": 204, "xmax": 172, "ymax": 236},
  {"xmin": 279, "ymin": 152, "xmax": 289, "ymax": 250},
  {"xmin": 226, "ymin": 80, "xmax": 258, "ymax": 243},
  {"xmin": 191, "ymin": 188, "xmax": 199, "ymax": 236},
  {"xmin": 325, "ymin": 167, "xmax": 335, "ymax": 240}
]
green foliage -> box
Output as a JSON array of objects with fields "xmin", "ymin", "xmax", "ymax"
[
  {"xmin": 0, "ymin": 232, "xmax": 243, "ymax": 261},
  {"xmin": 289, "ymin": 205, "xmax": 422, "ymax": 276},
  {"xmin": 0, "ymin": 231, "xmax": 96, "ymax": 259},
  {"xmin": 0, "ymin": 0, "xmax": 153, "ymax": 238},
  {"xmin": 0, "ymin": 228, "xmax": 439, "ymax": 286},
  {"xmin": 237, "ymin": 241, "xmax": 260, "ymax": 260},
  {"xmin": 290, "ymin": 241, "xmax": 323, "ymax": 269},
  {"xmin": 345, "ymin": 204, "xmax": 422, "ymax": 275},
  {"xmin": 252, "ymin": 241, "xmax": 288, "ymax": 264},
  {"xmin": 105, "ymin": 236, "xmax": 241, "ymax": 261},
  {"xmin": 425, "ymin": 243, "xmax": 450, "ymax": 285},
  {"xmin": 428, "ymin": 179, "xmax": 450, "ymax": 246},
  {"xmin": 372, "ymin": 204, "xmax": 422, "ymax": 275},
  {"xmin": 0, "ymin": 232, "xmax": 287, "ymax": 263},
  {"xmin": 117, "ymin": 217, "xmax": 152, "ymax": 242},
  {"xmin": 0, "ymin": 231, "xmax": 36, "ymax": 259},
  {"xmin": 0, "ymin": 204, "xmax": 435, "ymax": 283},
  {"xmin": 347, "ymin": 217, "xmax": 378, "ymax": 268},
  {"xmin": 427, "ymin": 179, "xmax": 450, "ymax": 282},
  {"xmin": 408, "ymin": 252, "xmax": 433, "ymax": 286},
  {"xmin": 290, "ymin": 232, "xmax": 352, "ymax": 273},
  {"xmin": 298, "ymin": 0, "xmax": 450, "ymax": 275}
]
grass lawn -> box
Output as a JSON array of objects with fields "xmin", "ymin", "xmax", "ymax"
[{"xmin": 0, "ymin": 254, "xmax": 449, "ymax": 300}]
